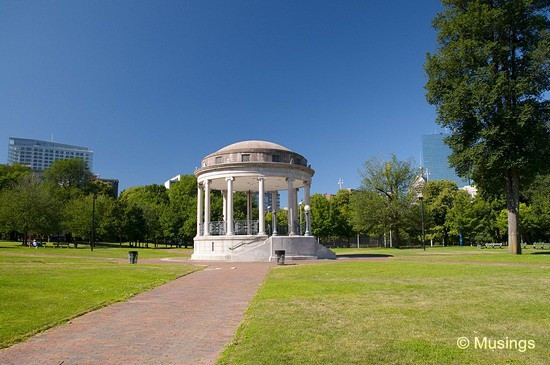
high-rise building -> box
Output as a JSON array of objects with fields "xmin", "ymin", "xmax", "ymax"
[
  {"xmin": 421, "ymin": 133, "xmax": 466, "ymax": 187},
  {"xmin": 7, "ymin": 137, "xmax": 93, "ymax": 172}
]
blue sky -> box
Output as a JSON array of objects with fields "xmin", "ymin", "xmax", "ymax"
[{"xmin": 1, "ymin": 0, "xmax": 443, "ymax": 195}]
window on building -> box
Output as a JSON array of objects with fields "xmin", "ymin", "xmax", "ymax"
[
  {"xmin": 215, "ymin": 156, "xmax": 222, "ymax": 164},
  {"xmin": 241, "ymin": 154, "xmax": 250, "ymax": 162},
  {"xmin": 272, "ymin": 155, "xmax": 280, "ymax": 162}
]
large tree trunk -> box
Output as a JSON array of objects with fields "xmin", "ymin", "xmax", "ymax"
[{"xmin": 505, "ymin": 168, "xmax": 521, "ymax": 254}]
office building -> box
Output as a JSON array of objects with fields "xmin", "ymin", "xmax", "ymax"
[
  {"xmin": 7, "ymin": 137, "xmax": 93, "ymax": 172},
  {"xmin": 422, "ymin": 133, "xmax": 467, "ymax": 187}
]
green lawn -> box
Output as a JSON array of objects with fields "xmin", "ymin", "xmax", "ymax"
[
  {"xmin": 219, "ymin": 247, "xmax": 549, "ymax": 365},
  {"xmin": 0, "ymin": 240, "xmax": 193, "ymax": 259},
  {"xmin": 0, "ymin": 241, "xmax": 199, "ymax": 348}
]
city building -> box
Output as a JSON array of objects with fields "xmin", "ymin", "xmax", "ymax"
[
  {"xmin": 421, "ymin": 133, "xmax": 467, "ymax": 187},
  {"xmin": 260, "ymin": 191, "xmax": 280, "ymax": 211},
  {"xmin": 7, "ymin": 137, "xmax": 93, "ymax": 172},
  {"xmin": 461, "ymin": 185, "xmax": 478, "ymax": 198},
  {"xmin": 164, "ymin": 174, "xmax": 182, "ymax": 189}
]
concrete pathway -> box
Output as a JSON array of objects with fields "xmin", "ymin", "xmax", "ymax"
[{"xmin": 0, "ymin": 261, "xmax": 271, "ymax": 365}]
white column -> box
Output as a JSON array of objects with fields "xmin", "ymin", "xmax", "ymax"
[
  {"xmin": 222, "ymin": 190, "xmax": 227, "ymax": 222},
  {"xmin": 304, "ymin": 181, "xmax": 311, "ymax": 206},
  {"xmin": 196, "ymin": 184, "xmax": 203, "ymax": 237},
  {"xmin": 294, "ymin": 187, "xmax": 299, "ymax": 234},
  {"xmin": 226, "ymin": 177, "xmax": 234, "ymax": 235},
  {"xmin": 287, "ymin": 178, "xmax": 295, "ymax": 235},
  {"xmin": 203, "ymin": 179, "xmax": 211, "ymax": 235},
  {"xmin": 304, "ymin": 181, "xmax": 311, "ymax": 235},
  {"xmin": 246, "ymin": 191, "xmax": 252, "ymax": 235},
  {"xmin": 258, "ymin": 177, "xmax": 265, "ymax": 235},
  {"xmin": 271, "ymin": 191, "xmax": 278, "ymax": 235}
]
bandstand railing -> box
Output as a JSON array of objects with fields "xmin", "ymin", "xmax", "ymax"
[
  {"xmin": 200, "ymin": 221, "xmax": 306, "ymax": 236},
  {"xmin": 203, "ymin": 220, "xmax": 260, "ymax": 236},
  {"xmin": 209, "ymin": 221, "xmax": 226, "ymax": 235}
]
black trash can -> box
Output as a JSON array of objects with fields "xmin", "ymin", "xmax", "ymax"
[
  {"xmin": 275, "ymin": 250, "xmax": 285, "ymax": 265},
  {"xmin": 129, "ymin": 251, "xmax": 138, "ymax": 264}
]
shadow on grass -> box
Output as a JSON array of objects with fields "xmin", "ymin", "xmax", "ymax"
[
  {"xmin": 336, "ymin": 254, "xmax": 393, "ymax": 258},
  {"xmin": 532, "ymin": 251, "xmax": 550, "ymax": 255}
]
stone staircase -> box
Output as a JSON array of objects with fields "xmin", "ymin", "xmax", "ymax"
[{"xmin": 229, "ymin": 236, "xmax": 336, "ymax": 262}]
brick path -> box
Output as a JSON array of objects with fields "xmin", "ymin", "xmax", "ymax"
[{"xmin": 0, "ymin": 261, "xmax": 271, "ymax": 365}]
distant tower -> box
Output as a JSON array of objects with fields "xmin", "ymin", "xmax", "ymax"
[
  {"xmin": 338, "ymin": 177, "xmax": 344, "ymax": 190},
  {"xmin": 421, "ymin": 133, "xmax": 466, "ymax": 187},
  {"xmin": 8, "ymin": 137, "xmax": 93, "ymax": 172}
]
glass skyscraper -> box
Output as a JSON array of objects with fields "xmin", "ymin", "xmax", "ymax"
[
  {"xmin": 421, "ymin": 133, "xmax": 466, "ymax": 187},
  {"xmin": 8, "ymin": 137, "xmax": 93, "ymax": 172}
]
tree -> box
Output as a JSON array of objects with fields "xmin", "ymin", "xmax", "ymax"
[
  {"xmin": 425, "ymin": 0, "xmax": 550, "ymax": 253},
  {"xmin": 104, "ymin": 199, "xmax": 131, "ymax": 245},
  {"xmin": 0, "ymin": 164, "xmax": 31, "ymax": 190},
  {"xmin": 331, "ymin": 189, "xmax": 357, "ymax": 245},
  {"xmin": 88, "ymin": 179, "xmax": 117, "ymax": 198},
  {"xmin": 162, "ymin": 175, "xmax": 197, "ymax": 247},
  {"xmin": 423, "ymin": 180, "xmax": 459, "ymax": 245},
  {"xmin": 120, "ymin": 184, "xmax": 169, "ymax": 246},
  {"xmin": 351, "ymin": 190, "xmax": 388, "ymax": 238},
  {"xmin": 523, "ymin": 174, "xmax": 550, "ymax": 241},
  {"xmin": 0, "ymin": 175, "xmax": 61, "ymax": 245},
  {"xmin": 446, "ymin": 191, "xmax": 502, "ymax": 244},
  {"xmin": 352, "ymin": 155, "xmax": 417, "ymax": 247},
  {"xmin": 310, "ymin": 194, "xmax": 333, "ymax": 241},
  {"xmin": 62, "ymin": 194, "xmax": 113, "ymax": 242},
  {"xmin": 265, "ymin": 209, "xmax": 288, "ymax": 235},
  {"xmin": 43, "ymin": 158, "xmax": 94, "ymax": 200},
  {"xmin": 446, "ymin": 190, "xmax": 476, "ymax": 244}
]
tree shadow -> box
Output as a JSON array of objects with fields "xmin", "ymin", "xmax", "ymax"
[
  {"xmin": 336, "ymin": 254, "xmax": 393, "ymax": 258},
  {"xmin": 532, "ymin": 251, "xmax": 549, "ymax": 255}
]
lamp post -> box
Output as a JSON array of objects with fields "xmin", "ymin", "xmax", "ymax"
[
  {"xmin": 418, "ymin": 192, "xmax": 425, "ymax": 251},
  {"xmin": 91, "ymin": 193, "xmax": 96, "ymax": 251},
  {"xmin": 267, "ymin": 205, "xmax": 271, "ymax": 235},
  {"xmin": 299, "ymin": 199, "xmax": 303, "ymax": 235},
  {"xmin": 304, "ymin": 205, "xmax": 311, "ymax": 236}
]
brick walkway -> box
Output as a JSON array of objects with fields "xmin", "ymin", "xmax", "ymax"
[{"xmin": 0, "ymin": 261, "xmax": 271, "ymax": 365}]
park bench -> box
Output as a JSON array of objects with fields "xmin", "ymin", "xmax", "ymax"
[
  {"xmin": 485, "ymin": 243, "xmax": 503, "ymax": 249},
  {"xmin": 52, "ymin": 242, "xmax": 77, "ymax": 248},
  {"xmin": 532, "ymin": 242, "xmax": 547, "ymax": 249}
]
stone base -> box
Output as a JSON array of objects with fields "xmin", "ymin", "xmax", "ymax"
[{"xmin": 191, "ymin": 235, "xmax": 335, "ymax": 262}]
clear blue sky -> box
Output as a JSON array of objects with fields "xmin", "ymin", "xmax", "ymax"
[{"xmin": 1, "ymin": 0, "xmax": 443, "ymax": 195}]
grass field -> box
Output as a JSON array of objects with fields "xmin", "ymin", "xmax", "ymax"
[
  {"xmin": 219, "ymin": 247, "xmax": 549, "ymax": 365},
  {"xmin": 0, "ymin": 241, "xmax": 198, "ymax": 348}
]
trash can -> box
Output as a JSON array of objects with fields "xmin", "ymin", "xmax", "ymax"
[
  {"xmin": 275, "ymin": 250, "xmax": 285, "ymax": 265},
  {"xmin": 129, "ymin": 251, "xmax": 138, "ymax": 264}
]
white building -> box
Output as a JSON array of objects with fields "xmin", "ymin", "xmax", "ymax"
[
  {"xmin": 462, "ymin": 185, "xmax": 478, "ymax": 198},
  {"xmin": 164, "ymin": 174, "xmax": 182, "ymax": 189},
  {"xmin": 8, "ymin": 137, "xmax": 93, "ymax": 172}
]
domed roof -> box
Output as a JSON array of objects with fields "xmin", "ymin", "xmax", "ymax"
[{"xmin": 214, "ymin": 140, "xmax": 291, "ymax": 154}]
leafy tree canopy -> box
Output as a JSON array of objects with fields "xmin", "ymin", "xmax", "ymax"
[
  {"xmin": 425, "ymin": 0, "xmax": 550, "ymax": 253},
  {"xmin": 0, "ymin": 164, "xmax": 31, "ymax": 190},
  {"xmin": 43, "ymin": 158, "xmax": 94, "ymax": 193}
]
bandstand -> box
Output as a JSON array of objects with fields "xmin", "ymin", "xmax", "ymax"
[{"xmin": 191, "ymin": 140, "xmax": 336, "ymax": 262}]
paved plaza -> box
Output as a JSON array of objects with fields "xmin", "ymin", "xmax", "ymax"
[{"xmin": 0, "ymin": 261, "xmax": 271, "ymax": 365}]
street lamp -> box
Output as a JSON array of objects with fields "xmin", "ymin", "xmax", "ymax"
[
  {"xmin": 304, "ymin": 205, "xmax": 311, "ymax": 236},
  {"xmin": 91, "ymin": 193, "xmax": 96, "ymax": 251},
  {"xmin": 267, "ymin": 205, "xmax": 271, "ymax": 235},
  {"xmin": 417, "ymin": 192, "xmax": 425, "ymax": 251},
  {"xmin": 299, "ymin": 199, "xmax": 304, "ymax": 235}
]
